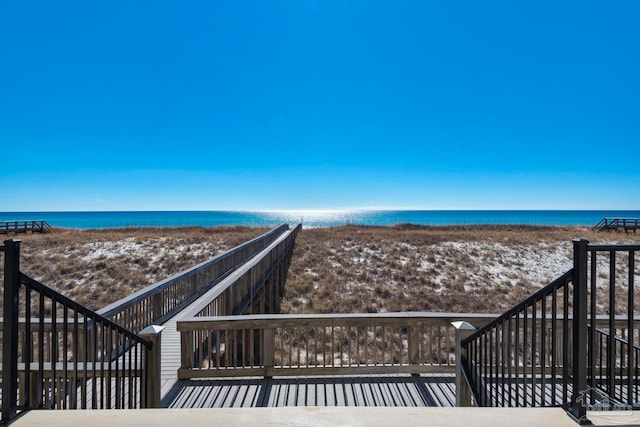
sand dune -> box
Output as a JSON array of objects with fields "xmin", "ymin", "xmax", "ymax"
[{"xmin": 1, "ymin": 225, "xmax": 638, "ymax": 316}]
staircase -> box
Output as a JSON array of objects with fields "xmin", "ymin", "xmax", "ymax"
[{"xmin": 459, "ymin": 239, "xmax": 640, "ymax": 422}]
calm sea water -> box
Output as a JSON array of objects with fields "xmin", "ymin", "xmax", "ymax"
[{"xmin": 0, "ymin": 210, "xmax": 638, "ymax": 229}]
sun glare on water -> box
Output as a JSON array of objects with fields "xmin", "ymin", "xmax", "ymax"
[{"xmin": 261, "ymin": 209, "xmax": 372, "ymax": 228}]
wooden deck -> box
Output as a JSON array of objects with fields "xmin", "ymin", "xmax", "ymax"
[
  {"xmin": 162, "ymin": 375, "xmax": 456, "ymax": 408},
  {"xmin": 154, "ymin": 283, "xmax": 578, "ymax": 410},
  {"xmin": 155, "ymin": 286, "xmax": 458, "ymax": 408}
]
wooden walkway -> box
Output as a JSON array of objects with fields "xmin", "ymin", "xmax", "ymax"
[
  {"xmin": 593, "ymin": 217, "xmax": 640, "ymax": 232},
  {"xmin": 0, "ymin": 220, "xmax": 52, "ymax": 234},
  {"xmin": 159, "ymin": 313, "xmax": 185, "ymax": 400}
]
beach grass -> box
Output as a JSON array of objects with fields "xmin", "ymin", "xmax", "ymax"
[
  {"xmin": 0, "ymin": 226, "xmax": 268, "ymax": 313},
  {"xmin": 281, "ymin": 225, "xmax": 640, "ymax": 314},
  {"xmin": 1, "ymin": 224, "xmax": 638, "ymax": 316}
]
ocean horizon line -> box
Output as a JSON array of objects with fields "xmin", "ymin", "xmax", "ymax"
[
  {"xmin": 2, "ymin": 208, "xmax": 640, "ymax": 214},
  {"xmin": 2, "ymin": 209, "xmax": 639, "ymax": 230}
]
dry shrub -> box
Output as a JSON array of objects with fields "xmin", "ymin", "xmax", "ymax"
[{"xmin": 1, "ymin": 224, "xmax": 638, "ymax": 317}]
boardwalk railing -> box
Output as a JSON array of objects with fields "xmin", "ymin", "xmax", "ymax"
[
  {"xmin": 0, "ymin": 220, "xmax": 52, "ymax": 235},
  {"xmin": 593, "ymin": 217, "xmax": 640, "ymax": 233},
  {"xmin": 1, "ymin": 239, "xmax": 154, "ymax": 424},
  {"xmin": 175, "ymin": 225, "xmax": 313, "ymax": 376},
  {"xmin": 461, "ymin": 239, "xmax": 640, "ymax": 422},
  {"xmin": 179, "ymin": 224, "xmax": 302, "ymax": 320},
  {"xmin": 97, "ymin": 225, "xmax": 290, "ymax": 332},
  {"xmin": 177, "ymin": 313, "xmax": 496, "ymax": 379}
]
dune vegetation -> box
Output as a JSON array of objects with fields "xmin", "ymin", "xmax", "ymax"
[
  {"xmin": 281, "ymin": 225, "xmax": 640, "ymax": 315},
  {"xmin": 1, "ymin": 224, "xmax": 638, "ymax": 316},
  {"xmin": 0, "ymin": 226, "xmax": 268, "ymax": 313}
]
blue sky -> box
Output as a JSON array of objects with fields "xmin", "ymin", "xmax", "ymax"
[{"xmin": 1, "ymin": 1, "xmax": 638, "ymax": 211}]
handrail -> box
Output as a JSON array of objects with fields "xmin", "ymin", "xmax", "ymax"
[
  {"xmin": 21, "ymin": 274, "xmax": 147, "ymax": 342},
  {"xmin": 586, "ymin": 242, "xmax": 640, "ymax": 251},
  {"xmin": 182, "ymin": 312, "xmax": 499, "ymax": 327},
  {"xmin": 592, "ymin": 326, "xmax": 640, "ymax": 351},
  {"xmin": 461, "ymin": 269, "xmax": 575, "ymax": 408},
  {"xmin": 97, "ymin": 224, "xmax": 289, "ymax": 330},
  {"xmin": 177, "ymin": 312, "xmax": 498, "ymax": 379},
  {"xmin": 463, "ymin": 270, "xmax": 574, "ymax": 344},
  {"xmin": 180, "ymin": 224, "xmax": 302, "ymax": 319}
]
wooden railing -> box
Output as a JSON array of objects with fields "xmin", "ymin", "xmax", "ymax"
[
  {"xmin": 0, "ymin": 220, "xmax": 52, "ymax": 235},
  {"xmin": 97, "ymin": 224, "xmax": 290, "ymax": 332},
  {"xmin": 179, "ymin": 224, "xmax": 302, "ymax": 320},
  {"xmin": 593, "ymin": 217, "xmax": 640, "ymax": 232},
  {"xmin": 177, "ymin": 313, "xmax": 497, "ymax": 379}
]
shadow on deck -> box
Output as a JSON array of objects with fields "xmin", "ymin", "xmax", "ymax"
[{"xmin": 162, "ymin": 374, "xmax": 455, "ymax": 408}]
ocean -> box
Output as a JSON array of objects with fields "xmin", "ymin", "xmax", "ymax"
[{"xmin": 0, "ymin": 210, "xmax": 638, "ymax": 229}]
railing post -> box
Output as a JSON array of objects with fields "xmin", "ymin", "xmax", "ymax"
[
  {"xmin": 452, "ymin": 321, "xmax": 476, "ymax": 407},
  {"xmin": 2, "ymin": 239, "xmax": 21, "ymax": 422},
  {"xmin": 179, "ymin": 329, "xmax": 194, "ymax": 380},
  {"xmin": 151, "ymin": 292, "xmax": 163, "ymax": 324},
  {"xmin": 408, "ymin": 325, "xmax": 420, "ymax": 365},
  {"xmin": 139, "ymin": 325, "xmax": 164, "ymax": 408},
  {"xmin": 263, "ymin": 327, "xmax": 275, "ymax": 378},
  {"xmin": 570, "ymin": 238, "xmax": 589, "ymax": 423}
]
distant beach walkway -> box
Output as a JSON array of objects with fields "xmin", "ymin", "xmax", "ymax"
[{"xmin": 0, "ymin": 220, "xmax": 52, "ymax": 234}]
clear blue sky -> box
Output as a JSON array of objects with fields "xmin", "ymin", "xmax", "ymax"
[{"xmin": 1, "ymin": 1, "xmax": 638, "ymax": 211}]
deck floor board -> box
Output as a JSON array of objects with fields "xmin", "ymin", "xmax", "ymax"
[{"xmin": 162, "ymin": 375, "xmax": 457, "ymax": 409}]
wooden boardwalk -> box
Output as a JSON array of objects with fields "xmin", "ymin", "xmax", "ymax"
[
  {"xmin": 593, "ymin": 217, "xmax": 640, "ymax": 232},
  {"xmin": 0, "ymin": 220, "xmax": 52, "ymax": 234}
]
